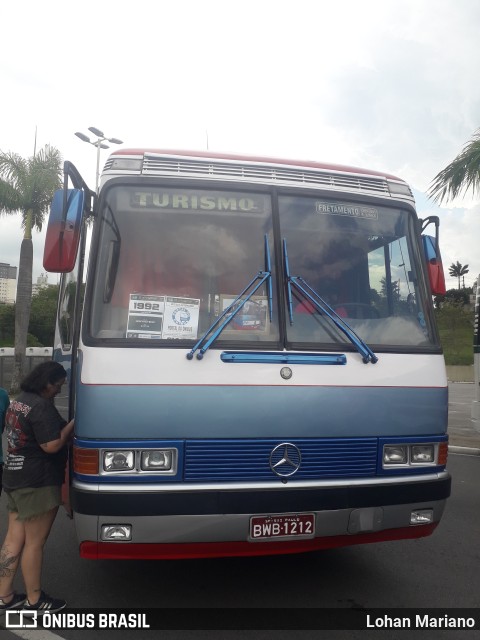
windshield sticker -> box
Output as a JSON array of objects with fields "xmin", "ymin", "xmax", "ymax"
[
  {"xmin": 316, "ymin": 202, "xmax": 379, "ymax": 220},
  {"xmin": 162, "ymin": 297, "xmax": 200, "ymax": 340},
  {"xmin": 126, "ymin": 294, "xmax": 164, "ymax": 339},
  {"xmin": 220, "ymin": 295, "xmax": 269, "ymax": 333},
  {"xmin": 127, "ymin": 294, "xmax": 200, "ymax": 339}
]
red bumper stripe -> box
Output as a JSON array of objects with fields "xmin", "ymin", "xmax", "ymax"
[{"xmin": 80, "ymin": 523, "xmax": 437, "ymax": 560}]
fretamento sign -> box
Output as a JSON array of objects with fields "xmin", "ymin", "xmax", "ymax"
[{"xmin": 316, "ymin": 201, "xmax": 379, "ymax": 220}]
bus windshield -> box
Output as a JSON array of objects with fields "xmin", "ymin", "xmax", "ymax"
[
  {"xmin": 87, "ymin": 184, "xmax": 437, "ymax": 350},
  {"xmin": 87, "ymin": 185, "xmax": 279, "ymax": 344}
]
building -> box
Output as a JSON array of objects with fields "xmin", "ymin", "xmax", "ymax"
[
  {"xmin": 32, "ymin": 272, "xmax": 50, "ymax": 296},
  {"xmin": 0, "ymin": 262, "xmax": 17, "ymax": 304}
]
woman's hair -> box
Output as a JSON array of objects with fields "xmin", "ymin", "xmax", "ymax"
[{"xmin": 20, "ymin": 361, "xmax": 67, "ymax": 394}]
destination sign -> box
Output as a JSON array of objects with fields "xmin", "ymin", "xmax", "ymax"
[{"xmin": 130, "ymin": 190, "xmax": 265, "ymax": 214}]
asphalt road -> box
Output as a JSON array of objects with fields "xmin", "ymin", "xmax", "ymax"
[
  {"xmin": 447, "ymin": 382, "xmax": 480, "ymax": 451},
  {"xmin": 1, "ymin": 383, "xmax": 479, "ymax": 640}
]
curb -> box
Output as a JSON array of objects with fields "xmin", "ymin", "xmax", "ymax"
[{"xmin": 448, "ymin": 445, "xmax": 480, "ymax": 456}]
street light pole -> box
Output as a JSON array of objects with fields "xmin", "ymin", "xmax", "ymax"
[{"xmin": 74, "ymin": 127, "xmax": 123, "ymax": 193}]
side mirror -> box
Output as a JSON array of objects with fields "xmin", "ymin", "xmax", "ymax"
[
  {"xmin": 422, "ymin": 234, "xmax": 446, "ymax": 295},
  {"xmin": 43, "ymin": 189, "xmax": 84, "ymax": 272},
  {"xmin": 420, "ymin": 216, "xmax": 446, "ymax": 296}
]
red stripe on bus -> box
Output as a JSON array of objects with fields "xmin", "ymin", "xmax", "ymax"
[{"xmin": 80, "ymin": 524, "xmax": 437, "ymax": 560}]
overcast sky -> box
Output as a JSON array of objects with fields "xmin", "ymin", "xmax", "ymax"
[{"xmin": 1, "ymin": 0, "xmax": 480, "ymax": 290}]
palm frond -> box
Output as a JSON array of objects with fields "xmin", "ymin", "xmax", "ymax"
[
  {"xmin": 428, "ymin": 129, "xmax": 480, "ymax": 204},
  {"xmin": 0, "ymin": 151, "xmax": 28, "ymax": 190},
  {"xmin": 0, "ymin": 144, "xmax": 62, "ymax": 232},
  {"xmin": 28, "ymin": 145, "xmax": 63, "ymax": 231},
  {"xmin": 0, "ymin": 179, "xmax": 22, "ymax": 213}
]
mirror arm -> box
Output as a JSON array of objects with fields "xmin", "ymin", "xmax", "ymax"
[
  {"xmin": 63, "ymin": 161, "xmax": 95, "ymax": 220},
  {"xmin": 420, "ymin": 215, "xmax": 440, "ymax": 251}
]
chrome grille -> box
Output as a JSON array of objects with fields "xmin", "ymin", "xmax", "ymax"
[
  {"xmin": 184, "ymin": 438, "xmax": 378, "ymax": 482},
  {"xmin": 141, "ymin": 155, "xmax": 391, "ymax": 195}
]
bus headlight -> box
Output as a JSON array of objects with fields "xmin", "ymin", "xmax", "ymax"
[
  {"xmin": 381, "ymin": 442, "xmax": 442, "ymax": 470},
  {"xmin": 141, "ymin": 450, "xmax": 173, "ymax": 470},
  {"xmin": 383, "ymin": 445, "xmax": 408, "ymax": 465},
  {"xmin": 410, "ymin": 509, "xmax": 434, "ymax": 525},
  {"xmin": 101, "ymin": 525, "xmax": 132, "ymax": 541},
  {"xmin": 104, "ymin": 451, "xmax": 135, "ymax": 471},
  {"xmin": 411, "ymin": 445, "xmax": 434, "ymax": 464}
]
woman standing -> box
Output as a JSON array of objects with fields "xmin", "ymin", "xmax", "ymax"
[
  {"xmin": 0, "ymin": 385, "xmax": 9, "ymax": 496},
  {"xmin": 0, "ymin": 361, "xmax": 74, "ymax": 614},
  {"xmin": 0, "ymin": 386, "xmax": 9, "ymax": 610}
]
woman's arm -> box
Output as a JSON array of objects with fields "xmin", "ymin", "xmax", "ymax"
[{"xmin": 39, "ymin": 419, "xmax": 75, "ymax": 454}]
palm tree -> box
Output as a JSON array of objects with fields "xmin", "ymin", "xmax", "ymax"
[
  {"xmin": 428, "ymin": 128, "xmax": 480, "ymax": 203},
  {"xmin": 0, "ymin": 145, "xmax": 62, "ymax": 391},
  {"xmin": 448, "ymin": 261, "xmax": 469, "ymax": 289}
]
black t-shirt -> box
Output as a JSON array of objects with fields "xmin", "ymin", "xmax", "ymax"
[{"xmin": 3, "ymin": 391, "xmax": 67, "ymax": 490}]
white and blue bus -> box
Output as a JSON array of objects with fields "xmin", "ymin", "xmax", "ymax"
[{"xmin": 43, "ymin": 150, "xmax": 450, "ymax": 560}]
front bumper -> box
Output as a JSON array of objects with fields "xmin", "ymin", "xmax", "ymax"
[{"xmin": 72, "ymin": 472, "xmax": 451, "ymax": 559}]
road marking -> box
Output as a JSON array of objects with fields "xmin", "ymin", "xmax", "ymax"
[
  {"xmin": 0, "ymin": 613, "xmax": 65, "ymax": 640},
  {"xmin": 449, "ymin": 447, "xmax": 480, "ymax": 456},
  {"xmin": 1, "ymin": 628, "xmax": 64, "ymax": 640}
]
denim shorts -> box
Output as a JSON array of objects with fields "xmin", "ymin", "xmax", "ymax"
[{"xmin": 5, "ymin": 485, "xmax": 62, "ymax": 521}]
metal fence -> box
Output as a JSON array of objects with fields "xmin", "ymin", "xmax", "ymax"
[{"xmin": 0, "ymin": 347, "xmax": 53, "ymax": 390}]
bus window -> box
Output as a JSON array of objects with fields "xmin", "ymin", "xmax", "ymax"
[
  {"xmin": 279, "ymin": 195, "xmax": 436, "ymax": 349},
  {"xmin": 367, "ymin": 235, "xmax": 422, "ymax": 320}
]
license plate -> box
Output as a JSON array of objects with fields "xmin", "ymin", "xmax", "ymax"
[{"xmin": 249, "ymin": 513, "xmax": 315, "ymax": 541}]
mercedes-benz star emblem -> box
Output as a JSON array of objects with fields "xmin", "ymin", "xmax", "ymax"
[{"xmin": 269, "ymin": 443, "xmax": 302, "ymax": 477}]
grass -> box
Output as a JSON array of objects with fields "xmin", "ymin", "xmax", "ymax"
[{"xmin": 435, "ymin": 306, "xmax": 474, "ymax": 365}]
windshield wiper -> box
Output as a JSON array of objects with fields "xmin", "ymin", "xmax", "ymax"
[
  {"xmin": 283, "ymin": 239, "xmax": 378, "ymax": 364},
  {"xmin": 187, "ymin": 235, "xmax": 273, "ymax": 360}
]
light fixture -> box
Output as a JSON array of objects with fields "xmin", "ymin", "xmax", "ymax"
[{"xmin": 74, "ymin": 127, "xmax": 123, "ymax": 192}]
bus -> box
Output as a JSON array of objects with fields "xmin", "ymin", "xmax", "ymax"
[
  {"xmin": 473, "ymin": 275, "xmax": 480, "ymax": 433},
  {"xmin": 43, "ymin": 150, "xmax": 450, "ymax": 560}
]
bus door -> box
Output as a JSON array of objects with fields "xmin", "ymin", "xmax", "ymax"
[{"xmin": 43, "ymin": 162, "xmax": 93, "ymax": 514}]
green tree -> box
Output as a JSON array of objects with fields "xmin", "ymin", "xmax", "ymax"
[
  {"xmin": 448, "ymin": 261, "xmax": 469, "ymax": 289},
  {"xmin": 0, "ymin": 145, "xmax": 62, "ymax": 391},
  {"xmin": 435, "ymin": 301, "xmax": 474, "ymax": 365},
  {"xmin": 428, "ymin": 128, "xmax": 480, "ymax": 203},
  {"xmin": 29, "ymin": 285, "xmax": 59, "ymax": 346},
  {"xmin": 434, "ymin": 287, "xmax": 471, "ymax": 309},
  {"xmin": 0, "ymin": 303, "xmax": 15, "ymax": 346}
]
